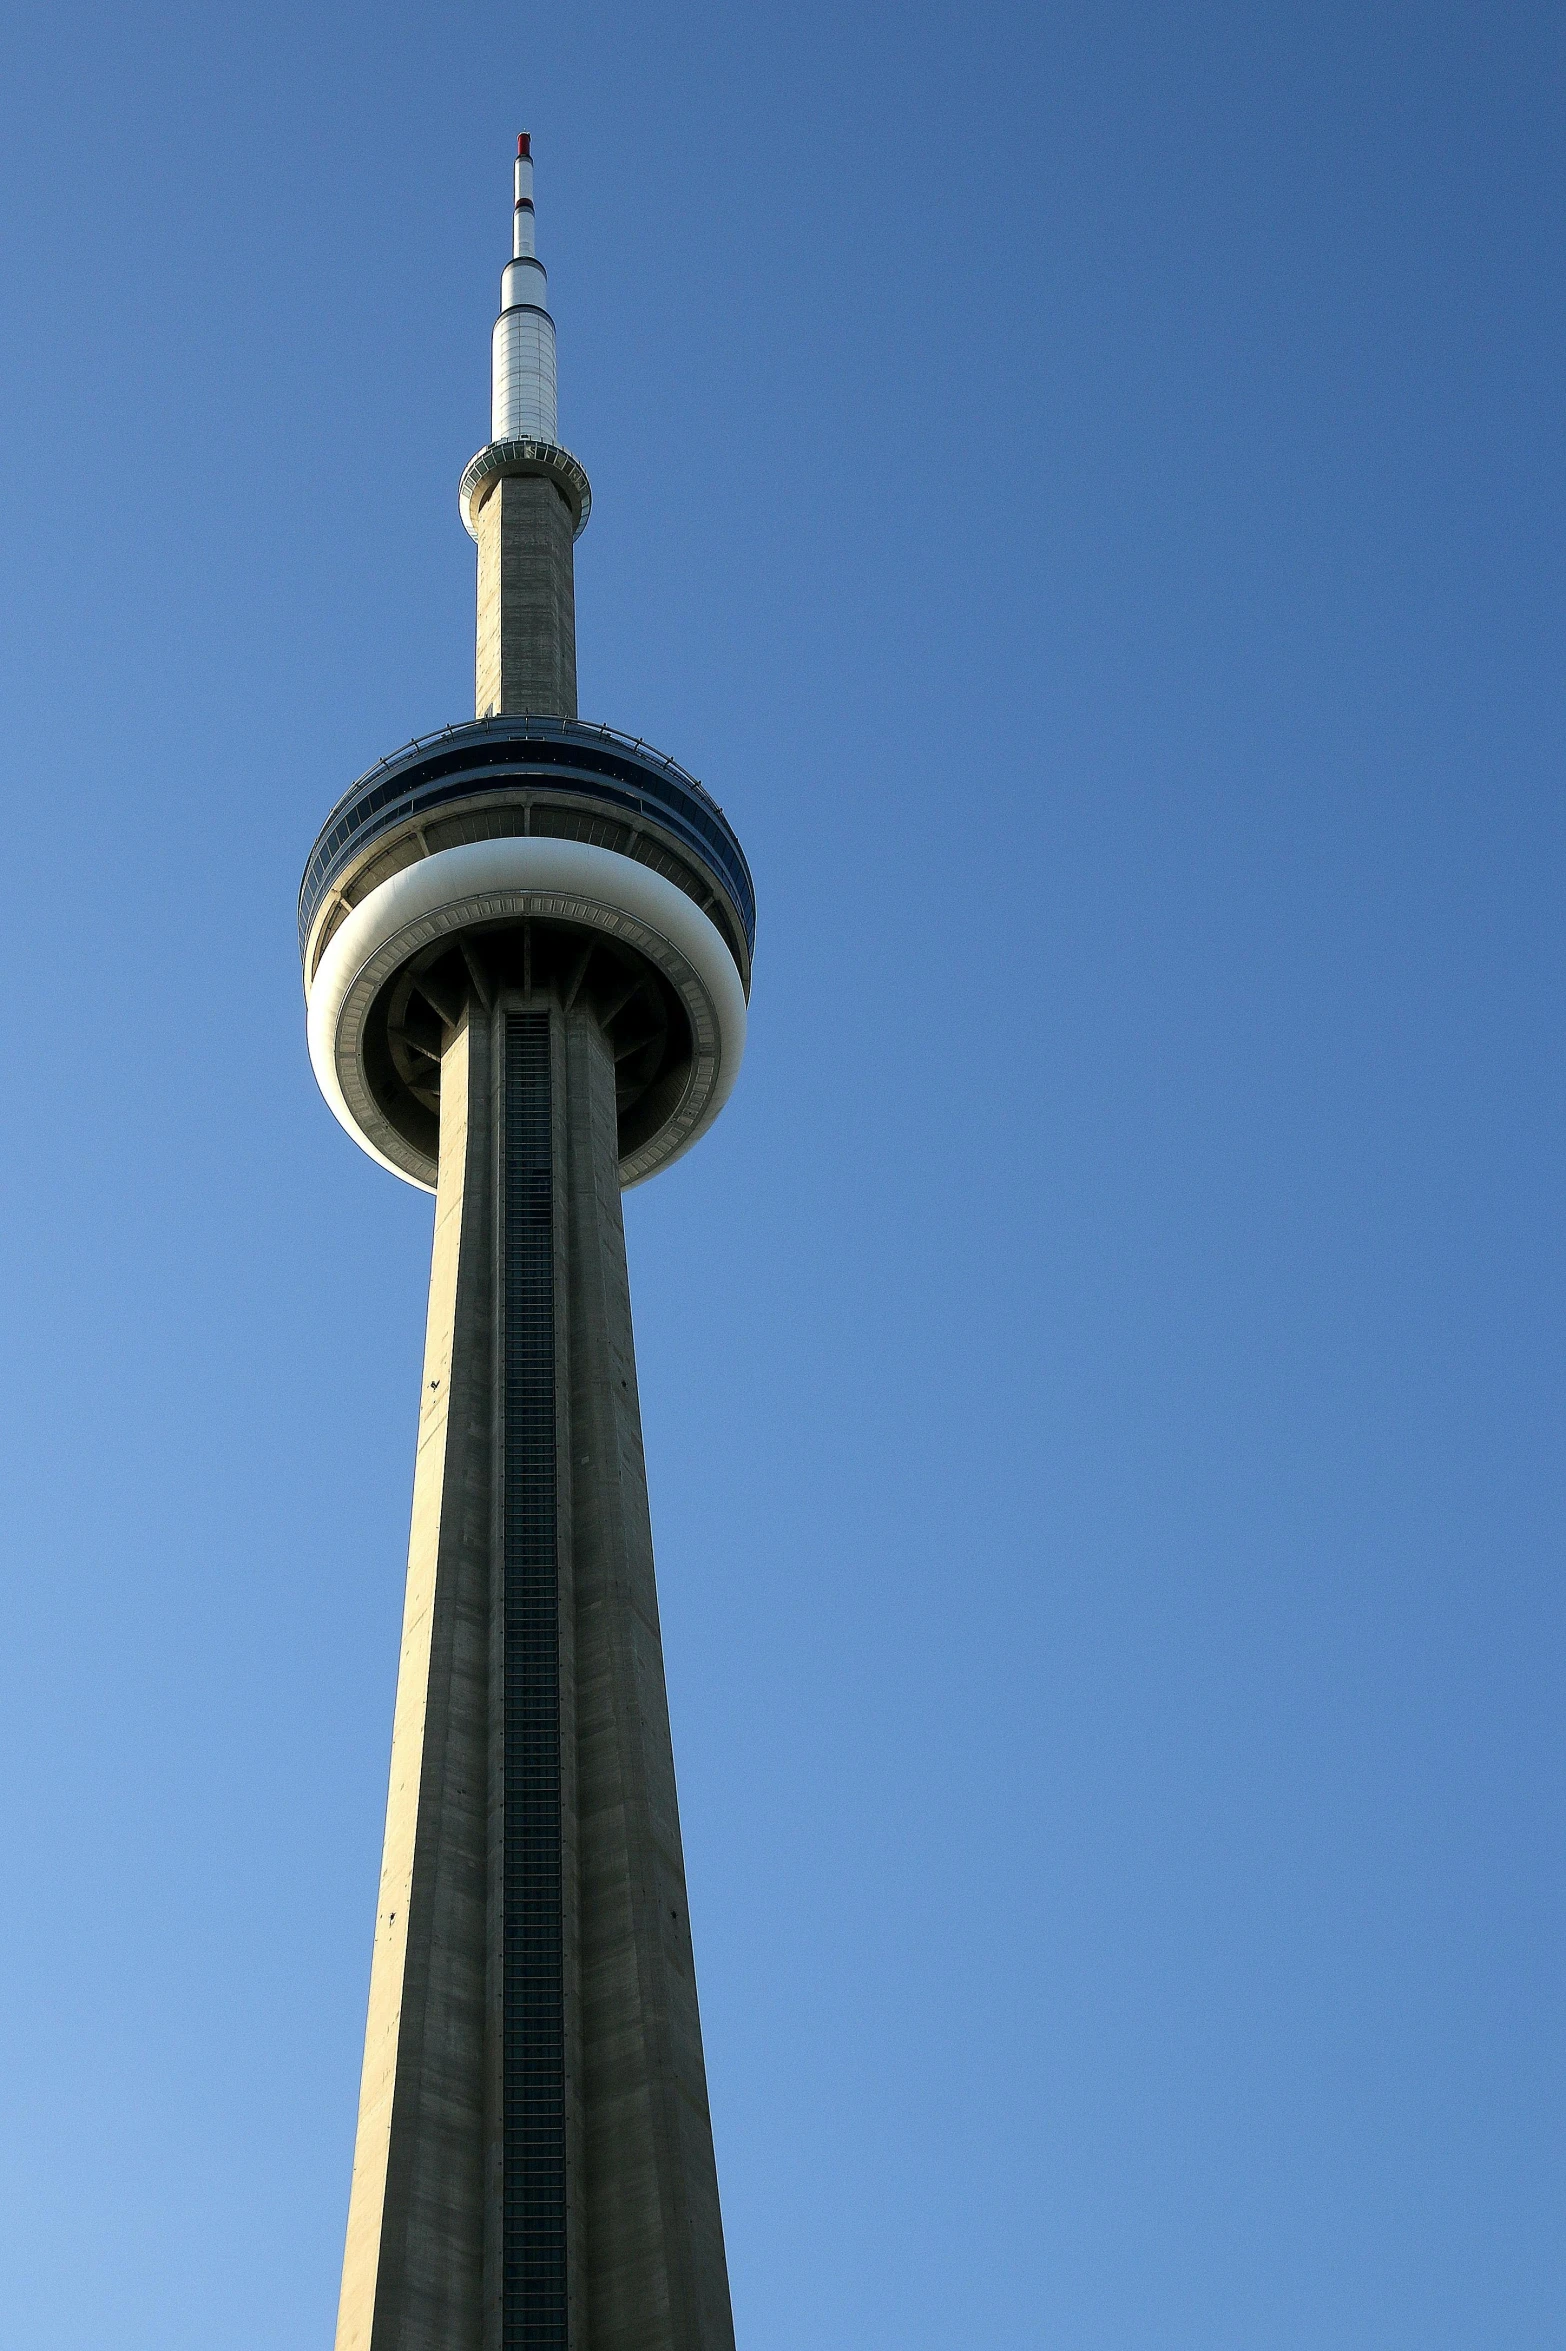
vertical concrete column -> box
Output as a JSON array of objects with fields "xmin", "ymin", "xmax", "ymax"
[
  {"xmin": 335, "ymin": 976, "xmax": 733, "ymax": 2351},
  {"xmin": 564, "ymin": 1005, "xmax": 737, "ymax": 2351},
  {"xmin": 335, "ymin": 1004, "xmax": 495, "ymax": 2351},
  {"xmin": 475, "ymin": 477, "xmax": 579, "ymax": 720}
]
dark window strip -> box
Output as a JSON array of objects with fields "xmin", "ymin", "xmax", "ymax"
[{"xmin": 502, "ymin": 1012, "xmax": 568, "ymax": 2349}]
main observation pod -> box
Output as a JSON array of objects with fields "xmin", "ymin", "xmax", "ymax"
[
  {"xmin": 299, "ymin": 719, "xmax": 752, "ymax": 1190},
  {"xmin": 299, "ymin": 137, "xmax": 751, "ymax": 1192}
]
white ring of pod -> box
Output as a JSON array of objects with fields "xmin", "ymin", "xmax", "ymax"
[{"xmin": 306, "ymin": 837, "xmax": 748, "ymax": 1192}]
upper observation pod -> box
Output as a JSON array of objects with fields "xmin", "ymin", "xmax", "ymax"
[{"xmin": 460, "ymin": 131, "xmax": 591, "ymax": 542}]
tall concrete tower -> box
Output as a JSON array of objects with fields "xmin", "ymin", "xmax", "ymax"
[{"xmin": 300, "ymin": 135, "xmax": 751, "ymax": 2351}]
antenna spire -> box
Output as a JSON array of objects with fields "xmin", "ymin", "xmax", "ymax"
[
  {"xmin": 493, "ymin": 131, "xmax": 556, "ymax": 442},
  {"xmin": 458, "ymin": 134, "xmax": 591, "ymax": 717}
]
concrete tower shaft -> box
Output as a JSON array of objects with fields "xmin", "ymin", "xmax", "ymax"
[
  {"xmin": 305, "ymin": 134, "xmax": 748, "ymax": 2351},
  {"xmin": 333, "ymin": 988, "xmax": 734, "ymax": 2351},
  {"xmin": 476, "ymin": 474, "xmax": 577, "ymax": 719}
]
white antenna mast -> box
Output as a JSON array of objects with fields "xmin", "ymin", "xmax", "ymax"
[{"xmin": 492, "ymin": 131, "xmax": 558, "ymax": 443}]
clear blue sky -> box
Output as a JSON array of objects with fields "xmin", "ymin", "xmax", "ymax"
[{"xmin": 0, "ymin": 3, "xmax": 1560, "ymax": 2344}]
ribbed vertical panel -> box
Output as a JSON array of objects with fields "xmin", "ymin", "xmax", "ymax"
[
  {"xmin": 502, "ymin": 1013, "xmax": 567, "ymax": 2348},
  {"xmin": 493, "ymin": 307, "xmax": 559, "ymax": 442}
]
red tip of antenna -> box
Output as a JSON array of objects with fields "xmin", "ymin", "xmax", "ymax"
[{"xmin": 517, "ymin": 133, "xmax": 531, "ymax": 159}]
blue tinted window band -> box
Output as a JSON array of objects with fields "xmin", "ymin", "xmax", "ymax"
[{"xmin": 298, "ymin": 720, "xmax": 754, "ymax": 964}]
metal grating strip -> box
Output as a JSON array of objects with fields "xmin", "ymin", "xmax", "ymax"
[{"xmin": 502, "ymin": 1011, "xmax": 567, "ymax": 2347}]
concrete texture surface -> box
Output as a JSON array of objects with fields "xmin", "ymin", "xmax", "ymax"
[
  {"xmin": 475, "ymin": 478, "xmax": 578, "ymax": 720},
  {"xmin": 333, "ymin": 984, "xmax": 734, "ymax": 2351}
]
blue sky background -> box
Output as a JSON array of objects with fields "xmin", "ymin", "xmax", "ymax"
[{"xmin": 0, "ymin": 3, "xmax": 1561, "ymax": 2344}]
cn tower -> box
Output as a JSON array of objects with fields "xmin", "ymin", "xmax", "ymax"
[{"xmin": 300, "ymin": 135, "xmax": 749, "ymax": 2351}]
